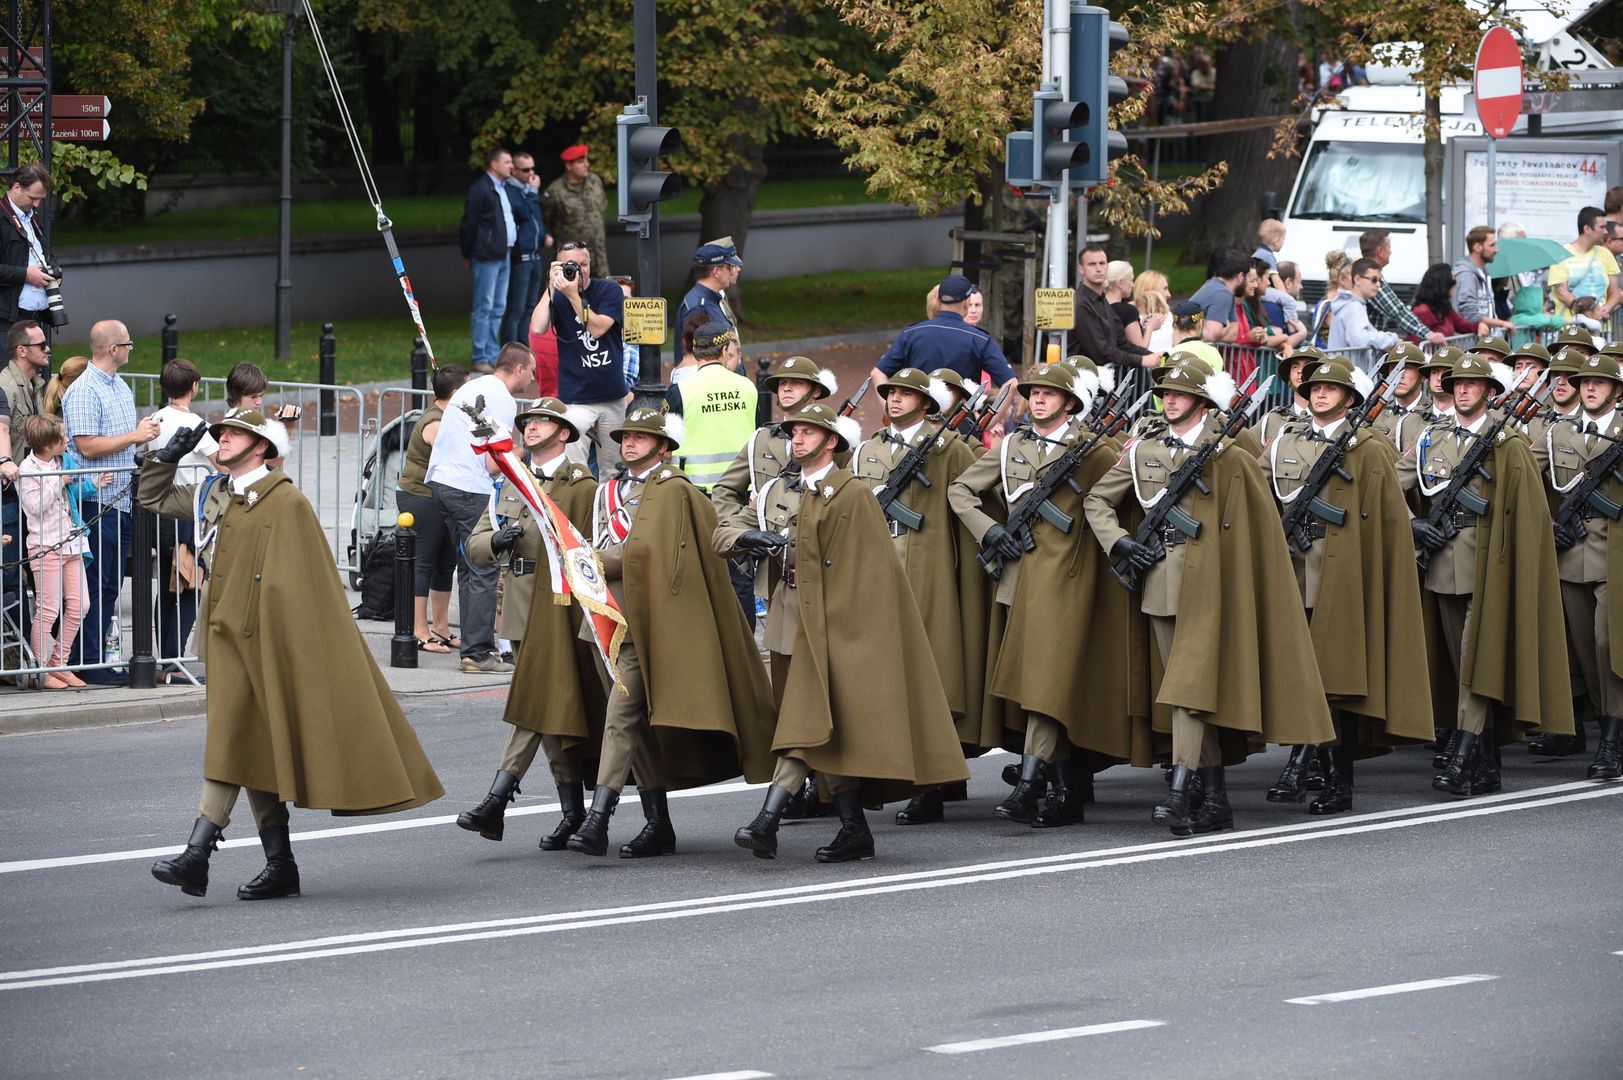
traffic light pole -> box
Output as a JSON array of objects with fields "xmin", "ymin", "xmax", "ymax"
[
  {"xmin": 1043, "ymin": 0, "xmax": 1072, "ymax": 364},
  {"xmin": 633, "ymin": 0, "xmax": 663, "ymax": 381}
]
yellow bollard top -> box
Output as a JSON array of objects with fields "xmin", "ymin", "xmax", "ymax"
[{"xmin": 397, "ymin": 511, "xmax": 415, "ymax": 529}]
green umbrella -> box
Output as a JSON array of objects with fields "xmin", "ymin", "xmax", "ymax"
[{"xmin": 1485, "ymin": 237, "xmax": 1571, "ymax": 278}]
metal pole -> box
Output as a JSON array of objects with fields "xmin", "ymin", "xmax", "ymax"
[
  {"xmin": 390, "ymin": 515, "xmax": 418, "ymax": 669},
  {"xmin": 633, "ymin": 0, "xmax": 663, "ymax": 384},
  {"xmin": 127, "ymin": 506, "xmax": 157, "ymax": 689},
  {"xmin": 1486, "ymin": 136, "xmax": 1497, "ymax": 233},
  {"xmin": 1144, "ymin": 139, "xmax": 1161, "ymax": 269},
  {"xmin": 319, "ymin": 322, "xmax": 337, "ymax": 435},
  {"xmin": 275, "ymin": 9, "xmax": 294, "ymax": 361},
  {"xmin": 1044, "ymin": 0, "xmax": 1071, "ymax": 367},
  {"xmin": 38, "ymin": 0, "xmax": 50, "ymax": 244}
]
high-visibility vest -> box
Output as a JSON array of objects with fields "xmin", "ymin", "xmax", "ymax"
[{"xmin": 679, "ymin": 362, "xmax": 758, "ymax": 490}]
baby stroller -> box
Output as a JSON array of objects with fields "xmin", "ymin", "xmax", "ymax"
[{"xmin": 346, "ymin": 407, "xmax": 421, "ymax": 592}]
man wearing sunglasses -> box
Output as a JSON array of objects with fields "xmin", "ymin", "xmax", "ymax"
[
  {"xmin": 499, "ymin": 152, "xmax": 550, "ymax": 348},
  {"xmin": 1326, "ymin": 258, "xmax": 1400, "ymax": 356}
]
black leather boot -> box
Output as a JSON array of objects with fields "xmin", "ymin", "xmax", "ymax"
[
  {"xmin": 1153, "ymin": 765, "xmax": 1196, "ymax": 829},
  {"xmin": 1181, "ymin": 767, "xmax": 1233, "ymax": 835},
  {"xmin": 782, "ymin": 775, "xmax": 833, "ymax": 819},
  {"xmin": 238, "ymin": 823, "xmax": 300, "ymax": 900},
  {"xmin": 1303, "ymin": 745, "xmax": 1327, "ymax": 791},
  {"xmin": 619, "ymin": 789, "xmax": 677, "ymax": 858},
  {"xmin": 1472, "ymin": 736, "xmax": 1503, "ymax": 794},
  {"xmin": 735, "ymin": 784, "xmax": 795, "ymax": 859},
  {"xmin": 151, "ymin": 817, "xmax": 222, "ymax": 897},
  {"xmin": 565, "ymin": 786, "xmax": 619, "ymax": 855},
  {"xmin": 1433, "ymin": 731, "xmax": 1479, "ymax": 796},
  {"xmin": 456, "ymin": 769, "xmax": 521, "ymax": 841},
  {"xmin": 539, "ymin": 782, "xmax": 587, "ymax": 850},
  {"xmin": 994, "ymin": 755, "xmax": 1045, "ymax": 823},
  {"xmin": 1589, "ymin": 717, "xmax": 1623, "ymax": 780},
  {"xmin": 1002, "ymin": 761, "xmax": 1021, "ymax": 787},
  {"xmin": 895, "ymin": 785, "xmax": 948, "ymax": 825},
  {"xmin": 815, "ymin": 790, "xmax": 875, "ymax": 863},
  {"xmin": 1266, "ymin": 745, "xmax": 1312, "ymax": 803},
  {"xmin": 1432, "ymin": 729, "xmax": 1461, "ymax": 771},
  {"xmin": 1032, "ymin": 759, "xmax": 1085, "ymax": 828},
  {"xmin": 1528, "ymin": 723, "xmax": 1586, "ymax": 757},
  {"xmin": 1309, "ymin": 746, "xmax": 1354, "ymax": 816}
]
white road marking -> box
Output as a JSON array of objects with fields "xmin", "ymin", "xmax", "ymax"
[
  {"xmin": 661, "ymin": 1072, "xmax": 772, "ymax": 1080},
  {"xmin": 925, "ymin": 1019, "xmax": 1164, "ymax": 1054},
  {"xmin": 1285, "ymin": 973, "xmax": 1498, "ymax": 1005},
  {"xmin": 1, "ymin": 783, "xmax": 1616, "ymax": 992}
]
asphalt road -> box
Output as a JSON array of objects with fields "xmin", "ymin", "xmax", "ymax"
[{"xmin": 3, "ymin": 692, "xmax": 1620, "ymax": 1080}]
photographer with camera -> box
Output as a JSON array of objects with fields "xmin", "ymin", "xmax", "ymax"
[
  {"xmin": 0, "ymin": 164, "xmax": 62, "ymax": 346},
  {"xmin": 528, "ymin": 241, "xmax": 627, "ymax": 474}
]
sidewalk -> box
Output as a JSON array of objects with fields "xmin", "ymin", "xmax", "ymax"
[{"xmin": 0, "ymin": 617, "xmax": 513, "ymax": 736}]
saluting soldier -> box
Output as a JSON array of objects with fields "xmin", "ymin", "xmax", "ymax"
[
  {"xmin": 568, "ymin": 407, "xmax": 778, "ymax": 857},
  {"xmin": 456, "ymin": 399, "xmax": 620, "ymax": 850},
  {"xmin": 949, "ymin": 361, "xmax": 1139, "ymax": 827},
  {"xmin": 143, "ymin": 411, "xmax": 443, "ymax": 900},
  {"xmin": 1370, "ymin": 342, "xmax": 1430, "ymax": 454},
  {"xmin": 1398, "ymin": 354, "xmax": 1574, "ymax": 796},
  {"xmin": 1259, "ymin": 359, "xmax": 1433, "ymax": 814},
  {"xmin": 852, "ymin": 367, "xmax": 989, "ymax": 824},
  {"xmin": 1084, "ymin": 364, "xmax": 1334, "ymax": 835},
  {"xmin": 1253, "ymin": 346, "xmax": 1325, "ymax": 447},
  {"xmin": 1543, "ymin": 352, "xmax": 1623, "ymax": 781},
  {"xmin": 541, "ymin": 144, "xmax": 609, "ymax": 276},
  {"xmin": 727, "ymin": 404, "xmax": 969, "ymax": 862}
]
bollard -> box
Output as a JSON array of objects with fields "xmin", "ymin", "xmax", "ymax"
[
  {"xmin": 630, "ymin": 381, "xmax": 669, "ymax": 414},
  {"xmin": 755, "ymin": 354, "xmax": 773, "ymax": 426},
  {"xmin": 319, "ymin": 322, "xmax": 338, "ymax": 436},
  {"xmin": 410, "ymin": 336, "xmax": 429, "ymax": 392},
  {"xmin": 161, "ymin": 313, "xmax": 179, "ymax": 366},
  {"xmin": 128, "ymin": 506, "xmax": 157, "ymax": 689},
  {"xmin": 390, "ymin": 512, "xmax": 419, "ymax": 669}
]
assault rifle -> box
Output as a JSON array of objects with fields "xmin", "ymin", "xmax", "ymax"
[
  {"xmin": 979, "ymin": 389, "xmax": 1153, "ymax": 579},
  {"xmin": 1108, "ymin": 376, "xmax": 1277, "ymax": 591},
  {"xmin": 1279, "ymin": 363, "xmax": 1405, "ymax": 554},
  {"xmin": 1552, "ymin": 424, "xmax": 1623, "ymax": 551},
  {"xmin": 876, "ymin": 385, "xmax": 987, "ymax": 532},
  {"xmin": 1414, "ymin": 368, "xmax": 1550, "ymax": 572}
]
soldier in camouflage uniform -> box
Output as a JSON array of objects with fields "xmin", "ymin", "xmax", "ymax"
[{"xmin": 542, "ymin": 144, "xmax": 610, "ymax": 277}]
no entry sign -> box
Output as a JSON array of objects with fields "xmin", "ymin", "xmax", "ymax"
[{"xmin": 1474, "ymin": 26, "xmax": 1523, "ymax": 139}]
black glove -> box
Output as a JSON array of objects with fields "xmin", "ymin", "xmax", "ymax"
[
  {"xmin": 738, "ymin": 529, "xmax": 788, "ymax": 554},
  {"xmin": 981, "ymin": 523, "xmax": 1024, "ymax": 562},
  {"xmin": 153, "ymin": 422, "xmax": 208, "ymax": 465},
  {"xmin": 1110, "ymin": 535, "xmax": 1158, "ymax": 570},
  {"xmin": 1411, "ymin": 519, "xmax": 1448, "ymax": 552},
  {"xmin": 1553, "ymin": 522, "xmax": 1579, "ymax": 551},
  {"xmin": 490, "ymin": 523, "xmax": 525, "ymax": 554}
]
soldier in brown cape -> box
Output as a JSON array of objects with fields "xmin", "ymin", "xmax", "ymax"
[
  {"xmin": 1252, "ymin": 346, "xmax": 1324, "ymax": 448},
  {"xmin": 144, "ymin": 411, "xmax": 444, "ymax": 900},
  {"xmin": 455, "ymin": 399, "xmax": 620, "ymax": 849},
  {"xmin": 1542, "ymin": 352, "xmax": 1623, "ymax": 781},
  {"xmin": 566, "ymin": 407, "xmax": 778, "ymax": 857},
  {"xmin": 729, "ymin": 403, "xmax": 969, "ymax": 862},
  {"xmin": 1084, "ymin": 364, "xmax": 1335, "ymax": 835},
  {"xmin": 1399, "ymin": 354, "xmax": 1574, "ymax": 796},
  {"xmin": 930, "ymin": 367, "xmax": 990, "ymax": 452},
  {"xmin": 1370, "ymin": 343, "xmax": 1431, "ymax": 455},
  {"xmin": 949, "ymin": 361, "xmax": 1136, "ymax": 827},
  {"xmin": 1421, "ymin": 347, "xmax": 1466, "ymax": 423},
  {"xmin": 852, "ymin": 367, "xmax": 989, "ymax": 825},
  {"xmin": 1259, "ymin": 359, "xmax": 1433, "ymax": 815}
]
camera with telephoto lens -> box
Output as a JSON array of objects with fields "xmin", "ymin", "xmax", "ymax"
[
  {"xmin": 42, "ymin": 264, "xmax": 67, "ymax": 328},
  {"xmin": 560, "ymin": 261, "xmax": 580, "ymax": 282}
]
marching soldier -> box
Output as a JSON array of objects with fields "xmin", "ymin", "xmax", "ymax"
[
  {"xmin": 1543, "ymin": 352, "xmax": 1623, "ymax": 781},
  {"xmin": 541, "ymin": 144, "xmax": 609, "ymax": 275},
  {"xmin": 930, "ymin": 367, "xmax": 990, "ymax": 450},
  {"xmin": 568, "ymin": 407, "xmax": 778, "ymax": 857},
  {"xmin": 1550, "ymin": 325, "xmax": 1598, "ymax": 359},
  {"xmin": 1471, "ymin": 335, "xmax": 1512, "ymax": 364},
  {"xmin": 1421, "ymin": 346, "xmax": 1465, "ymax": 422},
  {"xmin": 1259, "ymin": 360, "xmax": 1433, "ymax": 814},
  {"xmin": 1399, "ymin": 354, "xmax": 1573, "ymax": 796},
  {"xmin": 852, "ymin": 368, "xmax": 989, "ymax": 824},
  {"xmin": 948, "ymin": 361, "xmax": 1138, "ymax": 827},
  {"xmin": 456, "ymin": 399, "xmax": 622, "ymax": 850},
  {"xmin": 726, "ymin": 404, "xmax": 969, "ymax": 861},
  {"xmin": 1370, "ymin": 342, "xmax": 1430, "ymax": 454},
  {"xmin": 143, "ymin": 411, "xmax": 443, "ymax": 899},
  {"xmin": 1084, "ymin": 365, "xmax": 1334, "ymax": 834},
  {"xmin": 1253, "ymin": 346, "xmax": 1325, "ymax": 447}
]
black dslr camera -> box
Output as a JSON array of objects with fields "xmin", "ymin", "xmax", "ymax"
[
  {"xmin": 560, "ymin": 261, "xmax": 580, "ymax": 282},
  {"xmin": 42, "ymin": 264, "xmax": 67, "ymax": 327}
]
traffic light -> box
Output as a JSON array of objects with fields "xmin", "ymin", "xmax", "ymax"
[
  {"xmin": 1069, "ymin": 4, "xmax": 1130, "ymax": 187},
  {"xmin": 1034, "ymin": 83, "xmax": 1089, "ymax": 188},
  {"xmin": 616, "ymin": 100, "xmax": 682, "ymax": 228}
]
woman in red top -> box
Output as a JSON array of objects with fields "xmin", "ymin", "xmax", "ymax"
[{"xmin": 1411, "ymin": 262, "xmax": 1482, "ymax": 340}]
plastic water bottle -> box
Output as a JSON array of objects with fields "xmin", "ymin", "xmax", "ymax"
[{"xmin": 104, "ymin": 620, "xmax": 123, "ymax": 666}]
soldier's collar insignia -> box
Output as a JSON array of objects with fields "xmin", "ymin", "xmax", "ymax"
[
  {"xmin": 822, "ymin": 483, "xmax": 834, "ymax": 500},
  {"xmin": 245, "ymin": 491, "xmax": 260, "ymax": 507},
  {"xmin": 659, "ymin": 469, "xmax": 672, "ymax": 480}
]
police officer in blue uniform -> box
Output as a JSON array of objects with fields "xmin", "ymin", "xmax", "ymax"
[
  {"xmin": 676, "ymin": 237, "xmax": 743, "ymax": 352},
  {"xmin": 869, "ymin": 274, "xmax": 1019, "ymax": 432}
]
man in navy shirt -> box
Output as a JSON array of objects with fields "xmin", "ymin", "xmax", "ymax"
[
  {"xmin": 676, "ymin": 237, "xmax": 742, "ymax": 359},
  {"xmin": 529, "ymin": 241, "xmax": 628, "ymax": 473},
  {"xmin": 870, "ymin": 274, "xmax": 1018, "ymax": 433}
]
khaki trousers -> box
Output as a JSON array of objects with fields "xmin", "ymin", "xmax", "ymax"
[
  {"xmin": 1433, "ymin": 592, "xmax": 1495, "ymax": 735},
  {"xmin": 595, "ymin": 638, "xmax": 666, "ymax": 792},
  {"xmin": 199, "ymin": 779, "xmax": 288, "ymax": 830},
  {"xmin": 1023, "ymin": 711, "xmax": 1071, "ymax": 762},
  {"xmin": 770, "ymin": 754, "xmax": 857, "ymax": 796},
  {"xmin": 1149, "ymin": 615, "xmax": 1220, "ymax": 769},
  {"xmin": 498, "ymin": 727, "xmax": 587, "ymax": 786},
  {"xmin": 1561, "ymin": 580, "xmax": 1623, "ymax": 718}
]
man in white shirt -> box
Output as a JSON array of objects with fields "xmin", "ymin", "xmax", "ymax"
[
  {"xmin": 0, "ymin": 163, "xmax": 58, "ymax": 343},
  {"xmin": 425, "ymin": 341, "xmax": 535, "ymax": 672}
]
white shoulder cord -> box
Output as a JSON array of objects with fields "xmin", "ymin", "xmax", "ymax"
[{"xmin": 1547, "ymin": 423, "xmax": 1584, "ymax": 494}]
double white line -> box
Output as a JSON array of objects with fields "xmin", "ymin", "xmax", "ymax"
[{"xmin": 2, "ymin": 780, "xmax": 1615, "ymax": 993}]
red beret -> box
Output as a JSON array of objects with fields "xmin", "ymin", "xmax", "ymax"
[{"xmin": 560, "ymin": 144, "xmax": 589, "ymax": 162}]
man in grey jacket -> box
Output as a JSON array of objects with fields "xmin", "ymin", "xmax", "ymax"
[
  {"xmin": 1326, "ymin": 258, "xmax": 1397, "ymax": 361},
  {"xmin": 1452, "ymin": 225, "xmax": 1513, "ymax": 333}
]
